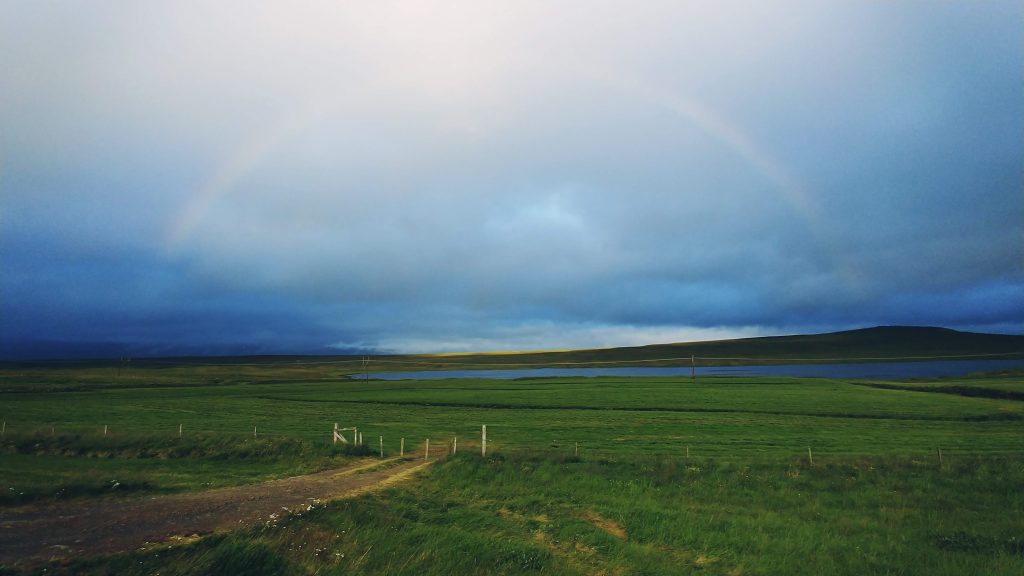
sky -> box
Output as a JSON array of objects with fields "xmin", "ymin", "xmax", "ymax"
[{"xmin": 1, "ymin": 1, "xmax": 1022, "ymax": 359}]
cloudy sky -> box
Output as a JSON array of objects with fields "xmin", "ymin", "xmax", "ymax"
[{"xmin": 2, "ymin": 1, "xmax": 1022, "ymax": 358}]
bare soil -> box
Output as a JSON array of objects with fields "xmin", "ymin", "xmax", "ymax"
[{"xmin": 0, "ymin": 453, "xmax": 437, "ymax": 567}]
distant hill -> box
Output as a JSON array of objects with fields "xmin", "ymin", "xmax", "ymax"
[
  {"xmin": 3, "ymin": 326, "xmax": 1021, "ymax": 368},
  {"xmin": 390, "ymin": 326, "xmax": 1024, "ymax": 368}
]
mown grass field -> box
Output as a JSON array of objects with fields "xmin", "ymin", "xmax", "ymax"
[{"xmin": 1, "ymin": 363, "xmax": 1023, "ymax": 574}]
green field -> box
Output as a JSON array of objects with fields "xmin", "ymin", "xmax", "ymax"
[{"xmin": 2, "ymin": 361, "xmax": 1023, "ymax": 574}]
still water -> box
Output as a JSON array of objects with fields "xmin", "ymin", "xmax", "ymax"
[{"xmin": 370, "ymin": 358, "xmax": 1024, "ymax": 380}]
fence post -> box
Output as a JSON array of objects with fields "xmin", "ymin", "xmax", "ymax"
[
  {"xmin": 425, "ymin": 439, "xmax": 430, "ymax": 461},
  {"xmin": 482, "ymin": 424, "xmax": 487, "ymax": 457},
  {"xmin": 937, "ymin": 448, "xmax": 943, "ymax": 468},
  {"xmin": 103, "ymin": 425, "xmax": 108, "ymax": 437},
  {"xmin": 453, "ymin": 436, "xmax": 457, "ymax": 455},
  {"xmin": 1, "ymin": 420, "xmax": 5, "ymax": 438},
  {"xmin": 691, "ymin": 355, "xmax": 695, "ymax": 381},
  {"xmin": 179, "ymin": 423, "xmax": 183, "ymax": 438},
  {"xmin": 686, "ymin": 445, "xmax": 690, "ymax": 458},
  {"xmin": 575, "ymin": 442, "xmax": 578, "ymax": 457},
  {"xmin": 807, "ymin": 447, "xmax": 813, "ymax": 466},
  {"xmin": 400, "ymin": 437, "xmax": 405, "ymax": 457},
  {"xmin": 254, "ymin": 425, "xmax": 257, "ymax": 438},
  {"xmin": 380, "ymin": 435, "xmax": 383, "ymax": 458},
  {"xmin": 334, "ymin": 423, "xmax": 338, "ymax": 445}
]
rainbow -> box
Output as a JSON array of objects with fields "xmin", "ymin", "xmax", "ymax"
[
  {"xmin": 163, "ymin": 101, "xmax": 326, "ymax": 251},
  {"xmin": 164, "ymin": 73, "xmax": 863, "ymax": 292},
  {"xmin": 585, "ymin": 69, "xmax": 864, "ymax": 291}
]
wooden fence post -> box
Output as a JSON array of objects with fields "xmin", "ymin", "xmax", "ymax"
[
  {"xmin": 482, "ymin": 424, "xmax": 487, "ymax": 457},
  {"xmin": 254, "ymin": 425, "xmax": 257, "ymax": 438},
  {"xmin": 380, "ymin": 435, "xmax": 383, "ymax": 458},
  {"xmin": 334, "ymin": 423, "xmax": 339, "ymax": 445},
  {"xmin": 103, "ymin": 425, "xmax": 108, "ymax": 437},
  {"xmin": 575, "ymin": 442, "xmax": 578, "ymax": 457},
  {"xmin": 179, "ymin": 423, "xmax": 183, "ymax": 438},
  {"xmin": 354, "ymin": 427, "xmax": 358, "ymax": 446},
  {"xmin": 686, "ymin": 445, "xmax": 690, "ymax": 458},
  {"xmin": 807, "ymin": 447, "xmax": 813, "ymax": 466},
  {"xmin": 937, "ymin": 448, "xmax": 943, "ymax": 468},
  {"xmin": 453, "ymin": 436, "xmax": 457, "ymax": 454},
  {"xmin": 425, "ymin": 439, "xmax": 430, "ymax": 461},
  {"xmin": 400, "ymin": 437, "xmax": 405, "ymax": 457}
]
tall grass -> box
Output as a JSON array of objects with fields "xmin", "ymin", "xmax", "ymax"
[{"xmin": 41, "ymin": 451, "xmax": 1024, "ymax": 575}]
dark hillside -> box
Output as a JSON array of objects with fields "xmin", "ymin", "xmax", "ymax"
[
  {"xmin": 3, "ymin": 327, "xmax": 1020, "ymax": 370},
  {"xmin": 396, "ymin": 326, "xmax": 1024, "ymax": 368}
]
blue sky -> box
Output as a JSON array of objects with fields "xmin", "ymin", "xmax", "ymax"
[{"xmin": 2, "ymin": 1, "xmax": 1022, "ymax": 358}]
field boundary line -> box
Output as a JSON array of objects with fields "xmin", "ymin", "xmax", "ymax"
[
  {"xmin": 376, "ymin": 352, "xmax": 1024, "ymax": 368},
  {"xmin": 99, "ymin": 351, "xmax": 1024, "ymax": 369}
]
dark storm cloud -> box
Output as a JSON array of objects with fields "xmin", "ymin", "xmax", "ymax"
[{"xmin": 1, "ymin": 1, "xmax": 1021, "ymax": 358}]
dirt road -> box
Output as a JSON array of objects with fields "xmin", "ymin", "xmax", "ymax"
[{"xmin": 0, "ymin": 454, "xmax": 437, "ymax": 567}]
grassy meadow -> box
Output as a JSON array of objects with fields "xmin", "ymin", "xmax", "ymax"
[
  {"xmin": 1, "ymin": 360, "xmax": 1023, "ymax": 574},
  {"xmin": 54, "ymin": 452, "xmax": 1024, "ymax": 576}
]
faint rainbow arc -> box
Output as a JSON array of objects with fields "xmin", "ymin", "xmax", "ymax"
[
  {"xmin": 586, "ymin": 70, "xmax": 864, "ymax": 290},
  {"xmin": 164, "ymin": 103, "xmax": 326, "ymax": 251}
]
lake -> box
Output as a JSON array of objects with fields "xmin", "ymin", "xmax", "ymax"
[{"xmin": 369, "ymin": 358, "xmax": 1024, "ymax": 380}]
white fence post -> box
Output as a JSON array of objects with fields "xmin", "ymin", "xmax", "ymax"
[
  {"xmin": 400, "ymin": 437, "xmax": 405, "ymax": 456},
  {"xmin": 453, "ymin": 436, "xmax": 457, "ymax": 454},
  {"xmin": 425, "ymin": 438, "xmax": 430, "ymax": 461},
  {"xmin": 333, "ymin": 425, "xmax": 356, "ymax": 445},
  {"xmin": 380, "ymin": 435, "xmax": 383, "ymax": 458},
  {"xmin": 482, "ymin": 424, "xmax": 487, "ymax": 457}
]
